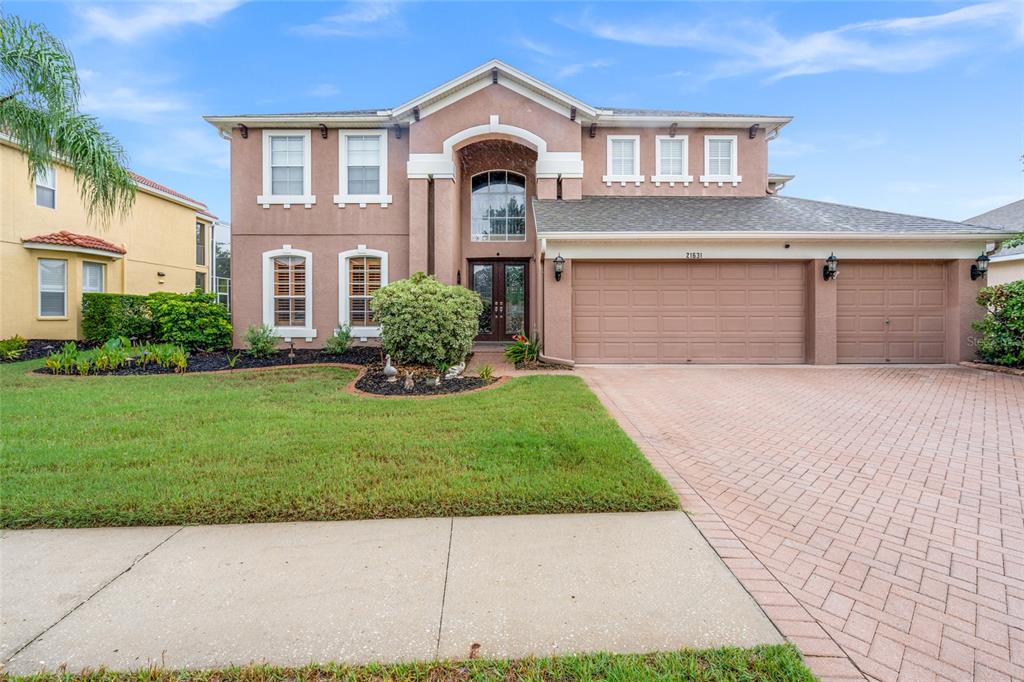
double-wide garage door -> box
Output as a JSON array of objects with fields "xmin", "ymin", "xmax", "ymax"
[
  {"xmin": 571, "ymin": 260, "xmax": 949, "ymax": 364},
  {"xmin": 572, "ymin": 261, "xmax": 807, "ymax": 363}
]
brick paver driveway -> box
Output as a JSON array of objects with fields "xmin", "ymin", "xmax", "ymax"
[{"xmin": 583, "ymin": 366, "xmax": 1024, "ymax": 682}]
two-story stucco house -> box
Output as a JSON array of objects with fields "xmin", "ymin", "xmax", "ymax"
[
  {"xmin": 205, "ymin": 60, "xmax": 1013, "ymax": 365},
  {"xmin": 0, "ymin": 136, "xmax": 216, "ymax": 340}
]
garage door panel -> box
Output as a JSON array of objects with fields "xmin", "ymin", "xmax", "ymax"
[
  {"xmin": 572, "ymin": 261, "xmax": 806, "ymax": 364},
  {"xmin": 837, "ymin": 261, "xmax": 947, "ymax": 363}
]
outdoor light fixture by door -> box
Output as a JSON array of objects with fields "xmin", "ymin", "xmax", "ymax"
[
  {"xmin": 822, "ymin": 253, "xmax": 839, "ymax": 281},
  {"xmin": 971, "ymin": 253, "xmax": 990, "ymax": 280},
  {"xmin": 553, "ymin": 254, "xmax": 566, "ymax": 282}
]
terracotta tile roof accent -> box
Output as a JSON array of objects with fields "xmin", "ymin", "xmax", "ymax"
[
  {"xmin": 22, "ymin": 230, "xmax": 127, "ymax": 254},
  {"xmin": 130, "ymin": 172, "xmax": 216, "ymax": 218}
]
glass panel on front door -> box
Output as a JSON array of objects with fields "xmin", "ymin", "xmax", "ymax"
[
  {"xmin": 504, "ymin": 263, "xmax": 525, "ymax": 337},
  {"xmin": 472, "ymin": 264, "xmax": 494, "ymax": 337}
]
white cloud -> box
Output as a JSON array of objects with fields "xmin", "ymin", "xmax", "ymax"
[
  {"xmin": 293, "ymin": 1, "xmax": 403, "ymax": 37},
  {"xmin": 515, "ymin": 37, "xmax": 558, "ymax": 58},
  {"xmin": 556, "ymin": 59, "xmax": 613, "ymax": 79},
  {"xmin": 76, "ymin": 1, "xmax": 243, "ymax": 43},
  {"xmin": 81, "ymin": 85, "xmax": 186, "ymax": 120},
  {"xmin": 134, "ymin": 126, "xmax": 230, "ymax": 175},
  {"xmin": 309, "ymin": 83, "xmax": 341, "ymax": 98},
  {"xmin": 569, "ymin": 1, "xmax": 1021, "ymax": 82}
]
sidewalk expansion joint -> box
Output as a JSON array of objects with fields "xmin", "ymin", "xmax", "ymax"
[{"xmin": 434, "ymin": 517, "xmax": 455, "ymax": 659}]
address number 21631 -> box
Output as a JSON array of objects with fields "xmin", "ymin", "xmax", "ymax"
[{"xmin": 685, "ymin": 252, "xmax": 704, "ymax": 259}]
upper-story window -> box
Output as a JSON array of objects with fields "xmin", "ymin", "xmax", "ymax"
[
  {"xmin": 195, "ymin": 221, "xmax": 206, "ymax": 266},
  {"xmin": 653, "ymin": 136, "xmax": 693, "ymax": 187},
  {"xmin": 471, "ymin": 171, "xmax": 526, "ymax": 242},
  {"xmin": 259, "ymin": 130, "xmax": 315, "ymax": 208},
  {"xmin": 335, "ymin": 130, "xmax": 392, "ymax": 207},
  {"xmin": 35, "ymin": 166, "xmax": 56, "ymax": 208},
  {"xmin": 262, "ymin": 247, "xmax": 316, "ymax": 340},
  {"xmin": 700, "ymin": 135, "xmax": 742, "ymax": 187},
  {"xmin": 602, "ymin": 135, "xmax": 644, "ymax": 186}
]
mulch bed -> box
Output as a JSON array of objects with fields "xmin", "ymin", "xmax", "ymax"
[
  {"xmin": 355, "ymin": 361, "xmax": 492, "ymax": 396},
  {"xmin": 30, "ymin": 346, "xmax": 383, "ymax": 376},
  {"xmin": 3, "ymin": 339, "xmax": 100, "ymax": 363}
]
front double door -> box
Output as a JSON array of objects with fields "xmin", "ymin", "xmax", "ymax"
[{"xmin": 469, "ymin": 260, "xmax": 528, "ymax": 342}]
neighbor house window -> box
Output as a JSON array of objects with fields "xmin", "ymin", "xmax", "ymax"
[
  {"xmin": 339, "ymin": 248, "xmax": 389, "ymax": 337},
  {"xmin": 83, "ymin": 262, "xmax": 105, "ymax": 293},
  {"xmin": 38, "ymin": 258, "xmax": 66, "ymax": 317},
  {"xmin": 262, "ymin": 248, "xmax": 315, "ymax": 339},
  {"xmin": 195, "ymin": 271, "xmax": 206, "ymax": 291},
  {"xmin": 35, "ymin": 166, "xmax": 56, "ymax": 208},
  {"xmin": 701, "ymin": 135, "xmax": 741, "ymax": 185},
  {"xmin": 603, "ymin": 135, "xmax": 643, "ymax": 185},
  {"xmin": 653, "ymin": 136, "xmax": 692, "ymax": 186},
  {"xmin": 259, "ymin": 130, "xmax": 314, "ymax": 207},
  {"xmin": 335, "ymin": 131, "xmax": 391, "ymax": 207},
  {"xmin": 195, "ymin": 222, "xmax": 206, "ymax": 265},
  {"xmin": 471, "ymin": 171, "xmax": 526, "ymax": 242}
]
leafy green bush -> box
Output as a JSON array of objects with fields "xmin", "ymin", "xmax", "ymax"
[
  {"xmin": 505, "ymin": 334, "xmax": 541, "ymax": 365},
  {"xmin": 44, "ymin": 342, "xmax": 80, "ymax": 375},
  {"xmin": 973, "ymin": 280, "xmax": 1024, "ymax": 367},
  {"xmin": 245, "ymin": 324, "xmax": 278, "ymax": 358},
  {"xmin": 323, "ymin": 325, "xmax": 351, "ymax": 355},
  {"xmin": 371, "ymin": 273, "xmax": 483, "ymax": 367},
  {"xmin": 147, "ymin": 291, "xmax": 231, "ymax": 351},
  {"xmin": 81, "ymin": 294, "xmax": 154, "ymax": 342},
  {"xmin": 0, "ymin": 335, "xmax": 27, "ymax": 361}
]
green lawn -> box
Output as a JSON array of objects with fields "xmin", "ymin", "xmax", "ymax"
[
  {"xmin": 1, "ymin": 362, "xmax": 678, "ymax": 528},
  {"xmin": 8, "ymin": 646, "xmax": 816, "ymax": 681}
]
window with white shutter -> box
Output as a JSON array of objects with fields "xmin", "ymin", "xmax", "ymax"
[
  {"xmin": 653, "ymin": 136, "xmax": 692, "ymax": 185},
  {"xmin": 38, "ymin": 259, "xmax": 67, "ymax": 317},
  {"xmin": 35, "ymin": 166, "xmax": 56, "ymax": 208},
  {"xmin": 262, "ymin": 248, "xmax": 315, "ymax": 339},
  {"xmin": 700, "ymin": 135, "xmax": 742, "ymax": 186},
  {"xmin": 83, "ymin": 262, "xmax": 105, "ymax": 293},
  {"xmin": 603, "ymin": 136, "xmax": 643, "ymax": 185},
  {"xmin": 338, "ymin": 248, "xmax": 389, "ymax": 337},
  {"xmin": 335, "ymin": 131, "xmax": 391, "ymax": 207}
]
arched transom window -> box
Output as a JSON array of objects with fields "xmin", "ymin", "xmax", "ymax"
[{"xmin": 471, "ymin": 171, "xmax": 526, "ymax": 242}]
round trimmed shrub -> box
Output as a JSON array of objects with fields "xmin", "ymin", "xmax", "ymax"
[{"xmin": 371, "ymin": 273, "xmax": 483, "ymax": 367}]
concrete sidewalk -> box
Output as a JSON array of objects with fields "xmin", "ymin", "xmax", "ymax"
[{"xmin": 2, "ymin": 512, "xmax": 781, "ymax": 674}]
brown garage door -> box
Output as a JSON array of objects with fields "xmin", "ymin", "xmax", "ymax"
[
  {"xmin": 837, "ymin": 261, "xmax": 947, "ymax": 363},
  {"xmin": 572, "ymin": 261, "xmax": 807, "ymax": 363}
]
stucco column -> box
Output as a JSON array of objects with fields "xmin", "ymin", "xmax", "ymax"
[
  {"xmin": 432, "ymin": 178, "xmax": 457, "ymax": 284},
  {"xmin": 542, "ymin": 256, "xmax": 573, "ymax": 364},
  {"xmin": 806, "ymin": 259, "xmax": 837, "ymax": 364},
  {"xmin": 946, "ymin": 259, "xmax": 985, "ymax": 363},
  {"xmin": 408, "ymin": 178, "xmax": 429, "ymax": 276}
]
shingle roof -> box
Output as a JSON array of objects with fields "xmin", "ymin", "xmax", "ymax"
[
  {"xmin": 966, "ymin": 199, "xmax": 1024, "ymax": 231},
  {"xmin": 532, "ymin": 196, "xmax": 1007, "ymax": 235},
  {"xmin": 131, "ymin": 172, "xmax": 215, "ymax": 217},
  {"xmin": 597, "ymin": 107, "xmax": 782, "ymax": 118},
  {"xmin": 22, "ymin": 230, "xmax": 126, "ymax": 254}
]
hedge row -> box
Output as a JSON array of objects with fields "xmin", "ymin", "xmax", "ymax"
[{"xmin": 82, "ymin": 291, "xmax": 231, "ymax": 351}]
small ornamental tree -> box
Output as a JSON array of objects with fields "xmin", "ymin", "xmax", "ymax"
[
  {"xmin": 371, "ymin": 273, "xmax": 483, "ymax": 367},
  {"xmin": 972, "ymin": 280, "xmax": 1024, "ymax": 368}
]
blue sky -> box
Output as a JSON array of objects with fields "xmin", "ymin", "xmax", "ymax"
[{"xmin": 6, "ymin": 0, "xmax": 1023, "ymax": 223}]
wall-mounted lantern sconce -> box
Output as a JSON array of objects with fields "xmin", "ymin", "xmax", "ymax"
[
  {"xmin": 822, "ymin": 253, "xmax": 839, "ymax": 281},
  {"xmin": 553, "ymin": 254, "xmax": 566, "ymax": 282},
  {"xmin": 971, "ymin": 253, "xmax": 990, "ymax": 280}
]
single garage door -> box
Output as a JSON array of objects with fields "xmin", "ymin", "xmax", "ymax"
[
  {"xmin": 572, "ymin": 261, "xmax": 807, "ymax": 363},
  {"xmin": 837, "ymin": 261, "xmax": 947, "ymax": 363}
]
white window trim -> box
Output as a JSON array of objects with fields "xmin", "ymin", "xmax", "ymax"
[
  {"xmin": 652, "ymin": 135, "xmax": 693, "ymax": 186},
  {"xmin": 338, "ymin": 246, "xmax": 389, "ymax": 339},
  {"xmin": 262, "ymin": 246, "xmax": 316, "ymax": 341},
  {"xmin": 83, "ymin": 261, "xmax": 105, "ymax": 293},
  {"xmin": 602, "ymin": 135, "xmax": 644, "ymax": 186},
  {"xmin": 38, "ymin": 258, "xmax": 67, "ymax": 319},
  {"xmin": 334, "ymin": 130, "xmax": 392, "ymax": 208},
  {"xmin": 258, "ymin": 130, "xmax": 316, "ymax": 209},
  {"xmin": 35, "ymin": 165, "xmax": 57, "ymax": 209},
  {"xmin": 700, "ymin": 134, "xmax": 742, "ymax": 187}
]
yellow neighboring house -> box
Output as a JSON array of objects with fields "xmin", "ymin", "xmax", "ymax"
[{"xmin": 0, "ymin": 137, "xmax": 216, "ymax": 340}]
